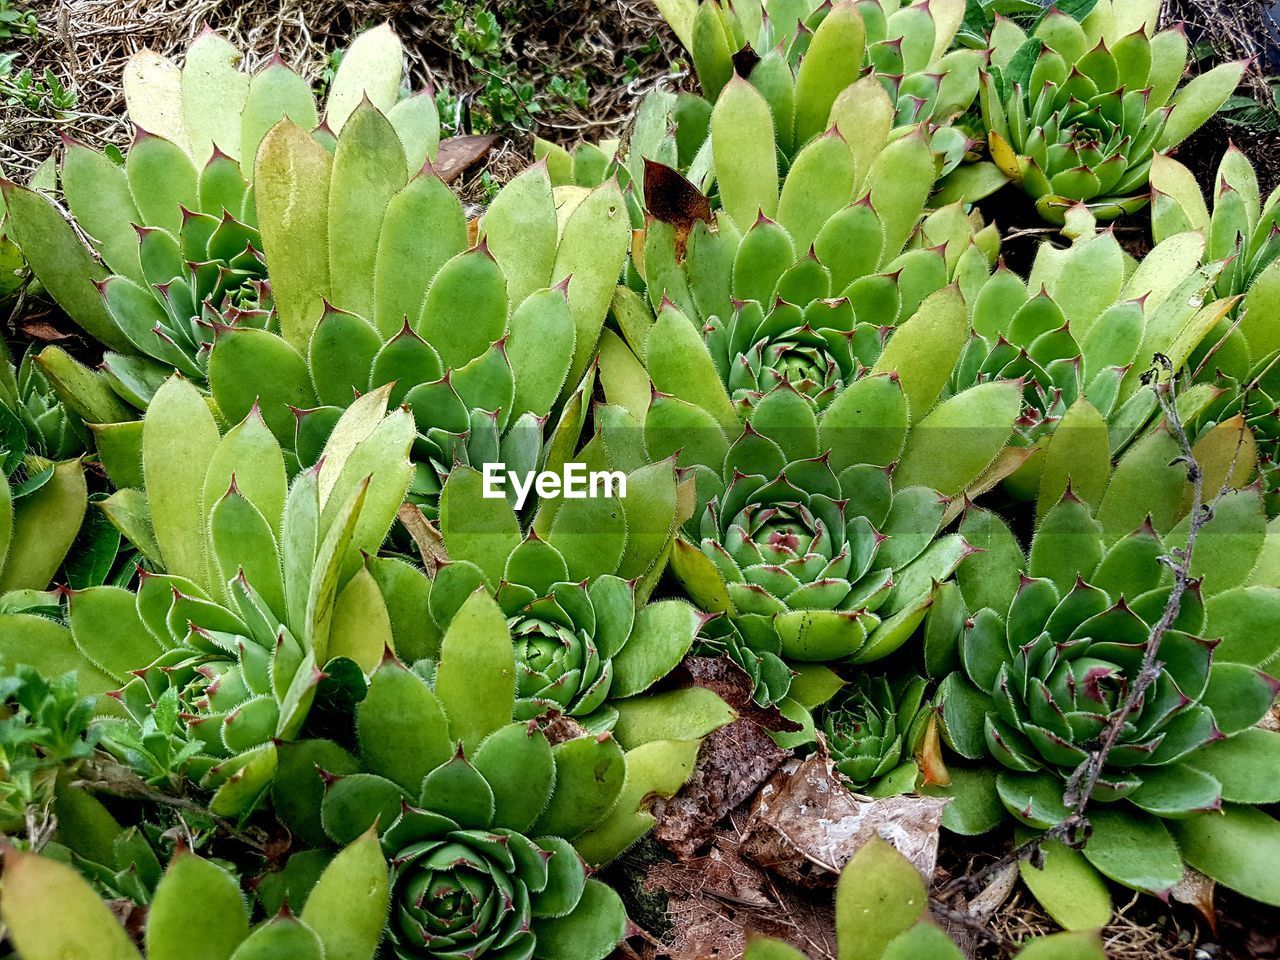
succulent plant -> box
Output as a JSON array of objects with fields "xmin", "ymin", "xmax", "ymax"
[
  {"xmin": 0, "ymin": 379, "xmax": 419, "ymax": 815},
  {"xmin": 269, "ymin": 589, "xmax": 695, "ymax": 959},
  {"xmin": 0, "ymin": 339, "xmax": 92, "ymax": 599},
  {"xmin": 606, "ymin": 286, "xmax": 1024, "ymax": 716},
  {"xmin": 931, "ymin": 200, "xmax": 1270, "ymax": 519},
  {"xmin": 822, "ymin": 674, "xmax": 931, "ymax": 793},
  {"xmin": 0, "ymin": 341, "xmax": 88, "ymax": 463},
  {"xmin": 982, "ymin": 0, "xmax": 1245, "ymax": 223},
  {"xmin": 622, "ymin": 60, "xmax": 1001, "ymax": 402},
  {"xmin": 1152, "ymin": 148, "xmax": 1280, "ymax": 303},
  {"xmin": 202, "ymin": 107, "xmax": 627, "ymax": 513},
  {"xmin": 420, "ymin": 460, "xmax": 706, "ymax": 728},
  {"xmin": 937, "ymin": 456, "xmax": 1280, "ymax": 909},
  {"xmin": 742, "ymin": 835, "xmax": 1107, "ymax": 960},
  {"xmin": 1147, "ymin": 147, "xmax": 1280, "ymax": 513},
  {"xmin": 2, "ymin": 829, "xmax": 390, "ymax": 960},
  {"xmin": 2, "ymin": 24, "xmax": 438, "ymax": 406},
  {"xmin": 654, "ymin": 0, "xmax": 988, "ymax": 166}
]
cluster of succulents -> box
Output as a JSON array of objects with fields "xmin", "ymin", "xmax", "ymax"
[
  {"xmin": 930, "ymin": 439, "xmax": 1280, "ymax": 913},
  {"xmin": 0, "ymin": 4, "xmax": 1277, "ymax": 959},
  {"xmin": 983, "ymin": 0, "xmax": 1246, "ymax": 222}
]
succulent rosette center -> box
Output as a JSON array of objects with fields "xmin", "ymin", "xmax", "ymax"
[
  {"xmin": 509, "ymin": 609, "xmax": 609, "ymax": 717},
  {"xmin": 739, "ymin": 501, "xmax": 823, "ymax": 561},
  {"xmin": 707, "ymin": 298, "xmax": 859, "ymax": 408},
  {"xmin": 389, "ymin": 824, "xmax": 535, "ymax": 957}
]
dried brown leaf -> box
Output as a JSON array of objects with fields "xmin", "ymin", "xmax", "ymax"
[
  {"xmin": 434, "ymin": 134, "xmax": 499, "ymax": 184},
  {"xmin": 1172, "ymin": 866, "xmax": 1217, "ymax": 934},
  {"xmin": 740, "ymin": 751, "xmax": 947, "ymax": 888},
  {"xmin": 651, "ymin": 719, "xmax": 789, "ymax": 861}
]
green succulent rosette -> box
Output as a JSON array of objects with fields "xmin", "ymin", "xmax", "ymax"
[
  {"xmin": 0, "ymin": 343, "xmax": 93, "ymax": 598},
  {"xmin": 381, "ymin": 792, "xmax": 619, "ymax": 960},
  {"xmin": 3, "ymin": 26, "xmax": 440, "ymax": 408},
  {"xmin": 938, "ymin": 205, "xmax": 1271, "ymax": 517},
  {"xmin": 616, "ymin": 1, "xmax": 1006, "ymax": 332},
  {"xmin": 409, "ymin": 463, "xmax": 706, "ymax": 729},
  {"xmin": 271, "ymin": 589, "xmax": 710, "ymax": 959},
  {"xmin": 823, "ymin": 674, "xmax": 931, "ymax": 793},
  {"xmin": 705, "ymin": 292, "xmax": 864, "ymax": 409},
  {"xmin": 0, "ymin": 380, "xmax": 420, "ymax": 816},
  {"xmin": 615, "ymin": 293, "xmax": 1024, "ymax": 712},
  {"xmin": 0, "ymin": 343, "xmax": 88, "ymax": 463},
  {"xmin": 982, "ymin": 0, "xmax": 1245, "ymax": 223},
  {"xmin": 936, "ymin": 477, "xmax": 1280, "ymax": 909},
  {"xmin": 505, "ymin": 578, "xmax": 630, "ymax": 721}
]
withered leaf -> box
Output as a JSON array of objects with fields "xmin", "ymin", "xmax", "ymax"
[
  {"xmin": 651, "ymin": 719, "xmax": 790, "ymax": 861},
  {"xmin": 740, "ymin": 751, "xmax": 947, "ymax": 888},
  {"xmin": 1172, "ymin": 865, "xmax": 1217, "ymax": 934},
  {"xmin": 731, "ymin": 43, "xmax": 762, "ymax": 79},
  {"xmin": 434, "ymin": 134, "xmax": 499, "ymax": 184},
  {"xmin": 641, "ymin": 814, "xmax": 838, "ymax": 960},
  {"xmin": 643, "ymin": 157, "xmax": 712, "ymax": 257}
]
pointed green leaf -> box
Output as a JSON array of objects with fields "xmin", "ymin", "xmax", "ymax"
[
  {"xmin": 1, "ymin": 850, "xmax": 142, "ymax": 960},
  {"xmin": 328, "ymin": 100, "xmax": 407, "ymax": 318},
  {"xmin": 143, "ymin": 376, "xmax": 219, "ymax": 590},
  {"xmin": 435, "ymin": 589, "xmax": 516, "ymax": 753},
  {"xmin": 255, "ymin": 119, "xmax": 332, "ymax": 350},
  {"xmin": 553, "ymin": 179, "xmax": 631, "ymax": 388},
  {"xmin": 147, "ymin": 852, "xmax": 249, "ymax": 960},
  {"xmin": 300, "ymin": 827, "xmax": 390, "ymax": 960}
]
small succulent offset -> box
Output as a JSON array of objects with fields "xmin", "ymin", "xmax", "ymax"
[
  {"xmin": 938, "ymin": 466, "xmax": 1280, "ymax": 911},
  {"xmin": 0, "ymin": 340, "xmax": 91, "ymax": 600},
  {"xmin": 983, "ymin": 0, "xmax": 1245, "ymax": 223},
  {"xmin": 742, "ymin": 836, "xmax": 1107, "ymax": 960},
  {"xmin": 822, "ymin": 674, "xmax": 931, "ymax": 794},
  {"xmin": 0, "ymin": 342, "xmax": 88, "ymax": 463},
  {"xmin": 2, "ymin": 24, "xmax": 439, "ymax": 408},
  {"xmin": 2, "ymin": 830, "xmax": 390, "ymax": 960}
]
